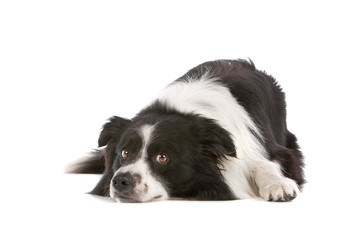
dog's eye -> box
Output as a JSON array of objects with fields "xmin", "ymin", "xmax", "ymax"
[
  {"xmin": 121, "ymin": 149, "xmax": 129, "ymax": 160},
  {"xmin": 156, "ymin": 154, "xmax": 168, "ymax": 164}
]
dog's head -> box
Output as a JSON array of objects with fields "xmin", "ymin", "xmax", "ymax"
[{"xmin": 91, "ymin": 110, "xmax": 236, "ymax": 202}]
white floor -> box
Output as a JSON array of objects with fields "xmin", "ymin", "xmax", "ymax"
[{"xmin": 1, "ymin": 1, "xmax": 359, "ymax": 239}]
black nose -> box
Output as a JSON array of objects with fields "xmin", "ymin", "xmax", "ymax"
[{"xmin": 112, "ymin": 173, "xmax": 135, "ymax": 191}]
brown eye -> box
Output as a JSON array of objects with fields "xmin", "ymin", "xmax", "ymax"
[
  {"xmin": 156, "ymin": 154, "xmax": 168, "ymax": 164},
  {"xmin": 121, "ymin": 149, "xmax": 129, "ymax": 160}
]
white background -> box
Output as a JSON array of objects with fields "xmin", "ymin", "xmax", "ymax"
[{"xmin": 1, "ymin": 0, "xmax": 359, "ymax": 239}]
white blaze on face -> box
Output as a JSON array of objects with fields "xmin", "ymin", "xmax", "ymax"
[{"xmin": 110, "ymin": 125, "xmax": 169, "ymax": 202}]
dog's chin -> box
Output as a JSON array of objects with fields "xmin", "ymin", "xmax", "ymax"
[
  {"xmin": 113, "ymin": 195, "xmax": 165, "ymax": 203},
  {"xmin": 115, "ymin": 197, "xmax": 140, "ymax": 203}
]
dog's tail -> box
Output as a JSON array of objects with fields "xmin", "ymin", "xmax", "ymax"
[{"xmin": 65, "ymin": 149, "xmax": 106, "ymax": 174}]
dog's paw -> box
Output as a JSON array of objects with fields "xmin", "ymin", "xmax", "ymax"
[{"xmin": 259, "ymin": 178, "xmax": 299, "ymax": 202}]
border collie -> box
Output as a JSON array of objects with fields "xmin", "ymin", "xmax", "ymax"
[{"xmin": 68, "ymin": 59, "xmax": 305, "ymax": 202}]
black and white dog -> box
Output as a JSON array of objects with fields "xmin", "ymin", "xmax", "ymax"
[{"xmin": 69, "ymin": 59, "xmax": 305, "ymax": 202}]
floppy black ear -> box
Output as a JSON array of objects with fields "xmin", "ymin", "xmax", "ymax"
[
  {"xmin": 193, "ymin": 117, "xmax": 236, "ymax": 159},
  {"xmin": 98, "ymin": 116, "xmax": 131, "ymax": 147},
  {"xmin": 67, "ymin": 116, "xmax": 131, "ymax": 174},
  {"xmin": 67, "ymin": 116, "xmax": 131, "ymax": 196},
  {"xmin": 88, "ymin": 116, "xmax": 131, "ymax": 196},
  {"xmin": 190, "ymin": 118, "xmax": 236, "ymax": 200}
]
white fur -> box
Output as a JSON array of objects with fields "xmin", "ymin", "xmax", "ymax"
[
  {"xmin": 255, "ymin": 160, "xmax": 299, "ymax": 201},
  {"xmin": 157, "ymin": 73, "xmax": 299, "ymax": 200},
  {"xmin": 110, "ymin": 125, "xmax": 169, "ymax": 202}
]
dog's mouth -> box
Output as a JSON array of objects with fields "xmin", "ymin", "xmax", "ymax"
[
  {"xmin": 115, "ymin": 195, "xmax": 163, "ymax": 203},
  {"xmin": 151, "ymin": 195, "xmax": 163, "ymax": 201}
]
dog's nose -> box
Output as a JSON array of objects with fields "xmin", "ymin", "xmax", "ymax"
[{"xmin": 112, "ymin": 173, "xmax": 134, "ymax": 191}]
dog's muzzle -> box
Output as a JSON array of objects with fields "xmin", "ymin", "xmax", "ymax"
[
  {"xmin": 111, "ymin": 172, "xmax": 139, "ymax": 202},
  {"xmin": 110, "ymin": 159, "xmax": 169, "ymax": 202}
]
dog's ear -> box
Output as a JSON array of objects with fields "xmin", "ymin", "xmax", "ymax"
[
  {"xmin": 188, "ymin": 118, "xmax": 236, "ymax": 201},
  {"xmin": 98, "ymin": 116, "xmax": 131, "ymax": 147},
  {"xmin": 66, "ymin": 116, "xmax": 131, "ymax": 175},
  {"xmin": 193, "ymin": 117, "xmax": 236, "ymax": 160},
  {"xmin": 87, "ymin": 116, "xmax": 131, "ymax": 196}
]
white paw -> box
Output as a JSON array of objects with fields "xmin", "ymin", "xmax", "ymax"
[{"xmin": 259, "ymin": 177, "xmax": 299, "ymax": 202}]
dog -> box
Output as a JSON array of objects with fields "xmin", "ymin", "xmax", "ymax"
[{"xmin": 68, "ymin": 59, "xmax": 305, "ymax": 202}]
